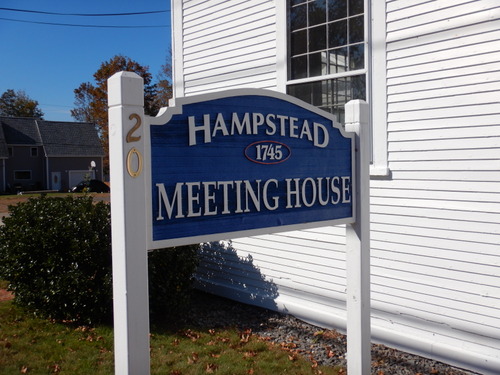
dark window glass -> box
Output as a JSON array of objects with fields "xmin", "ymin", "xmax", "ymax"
[
  {"xmin": 309, "ymin": 51, "xmax": 328, "ymax": 77},
  {"xmin": 329, "ymin": 47, "xmax": 348, "ymax": 73},
  {"xmin": 328, "ymin": 0, "xmax": 347, "ymax": 21},
  {"xmin": 291, "ymin": 55, "xmax": 308, "ymax": 79},
  {"xmin": 351, "ymin": 74, "xmax": 366, "ymax": 100},
  {"xmin": 311, "ymin": 81, "xmax": 325, "ymax": 107},
  {"xmin": 14, "ymin": 171, "xmax": 31, "ymax": 180},
  {"xmin": 291, "ymin": 0, "xmax": 307, "ymax": 5},
  {"xmin": 309, "ymin": 0, "xmax": 326, "ymax": 26},
  {"xmin": 290, "ymin": 4, "xmax": 307, "ymax": 30},
  {"xmin": 349, "ymin": 15, "xmax": 364, "ymax": 43},
  {"xmin": 328, "ymin": 20, "xmax": 347, "ymax": 48},
  {"xmin": 349, "ymin": 0, "xmax": 363, "ymax": 15},
  {"xmin": 349, "ymin": 43, "xmax": 364, "ymax": 69},
  {"xmin": 287, "ymin": 82, "xmax": 313, "ymax": 103},
  {"xmin": 291, "ymin": 29, "xmax": 307, "ymax": 55},
  {"xmin": 309, "ymin": 25, "xmax": 327, "ymax": 52}
]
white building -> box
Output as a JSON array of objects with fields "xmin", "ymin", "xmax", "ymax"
[{"xmin": 170, "ymin": 1, "xmax": 500, "ymax": 373}]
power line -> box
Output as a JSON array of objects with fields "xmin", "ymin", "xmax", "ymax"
[
  {"xmin": 0, "ymin": 7, "xmax": 169, "ymax": 17},
  {"xmin": 0, "ymin": 17, "xmax": 169, "ymax": 28}
]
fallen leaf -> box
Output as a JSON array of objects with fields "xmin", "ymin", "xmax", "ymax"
[
  {"xmin": 247, "ymin": 369, "xmax": 254, "ymax": 375},
  {"xmin": 49, "ymin": 364, "xmax": 61, "ymax": 373},
  {"xmin": 205, "ymin": 363, "xmax": 218, "ymax": 373},
  {"xmin": 187, "ymin": 352, "xmax": 199, "ymax": 364},
  {"xmin": 243, "ymin": 351, "xmax": 257, "ymax": 359},
  {"xmin": 5, "ymin": 341, "xmax": 12, "ymax": 349},
  {"xmin": 20, "ymin": 366, "xmax": 28, "ymax": 373}
]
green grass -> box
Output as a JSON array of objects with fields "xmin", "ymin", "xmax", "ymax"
[{"xmin": 0, "ymin": 300, "xmax": 343, "ymax": 375}]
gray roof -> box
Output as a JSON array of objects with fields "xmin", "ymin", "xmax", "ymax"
[
  {"xmin": 0, "ymin": 117, "xmax": 42, "ymax": 145},
  {"xmin": 37, "ymin": 121, "xmax": 104, "ymax": 157},
  {"xmin": 0, "ymin": 116, "xmax": 104, "ymax": 157}
]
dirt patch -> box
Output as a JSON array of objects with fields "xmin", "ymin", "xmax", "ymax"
[{"xmin": 0, "ymin": 288, "xmax": 13, "ymax": 302}]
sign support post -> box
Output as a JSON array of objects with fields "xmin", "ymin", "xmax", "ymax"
[
  {"xmin": 345, "ymin": 99, "xmax": 371, "ymax": 375},
  {"xmin": 108, "ymin": 72, "xmax": 150, "ymax": 375}
]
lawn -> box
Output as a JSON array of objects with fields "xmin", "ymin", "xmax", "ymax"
[{"xmin": 0, "ymin": 298, "xmax": 343, "ymax": 375}]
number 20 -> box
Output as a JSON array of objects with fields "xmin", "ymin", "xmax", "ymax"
[{"xmin": 126, "ymin": 113, "xmax": 143, "ymax": 178}]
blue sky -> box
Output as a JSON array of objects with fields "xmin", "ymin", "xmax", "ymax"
[{"xmin": 0, "ymin": 1, "xmax": 171, "ymax": 121}]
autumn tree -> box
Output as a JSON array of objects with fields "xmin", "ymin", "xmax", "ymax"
[
  {"xmin": 71, "ymin": 55, "xmax": 164, "ymax": 172},
  {"xmin": 154, "ymin": 50, "xmax": 173, "ymax": 110},
  {"xmin": 0, "ymin": 89, "xmax": 44, "ymax": 119}
]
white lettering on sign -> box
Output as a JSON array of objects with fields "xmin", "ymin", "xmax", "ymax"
[
  {"xmin": 155, "ymin": 176, "xmax": 351, "ymax": 220},
  {"xmin": 188, "ymin": 112, "xmax": 329, "ymax": 148}
]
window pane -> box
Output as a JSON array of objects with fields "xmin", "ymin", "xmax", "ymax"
[
  {"xmin": 311, "ymin": 81, "xmax": 325, "ymax": 107},
  {"xmin": 328, "ymin": 47, "xmax": 348, "ymax": 73},
  {"xmin": 291, "ymin": 29, "xmax": 307, "ymax": 55},
  {"xmin": 290, "ymin": 3, "xmax": 307, "ymax": 30},
  {"xmin": 309, "ymin": 25, "xmax": 327, "ymax": 52},
  {"xmin": 328, "ymin": 0, "xmax": 347, "ymax": 21},
  {"xmin": 349, "ymin": 15, "xmax": 364, "ymax": 43},
  {"xmin": 287, "ymin": 82, "xmax": 312, "ymax": 103},
  {"xmin": 309, "ymin": 0, "xmax": 326, "ymax": 26},
  {"xmin": 291, "ymin": 0, "xmax": 307, "ymax": 5},
  {"xmin": 14, "ymin": 171, "xmax": 31, "ymax": 180},
  {"xmin": 351, "ymin": 74, "xmax": 366, "ymax": 100},
  {"xmin": 291, "ymin": 55, "xmax": 308, "ymax": 79},
  {"xmin": 349, "ymin": 0, "xmax": 363, "ymax": 15},
  {"xmin": 328, "ymin": 20, "xmax": 347, "ymax": 48},
  {"xmin": 349, "ymin": 43, "xmax": 364, "ymax": 70},
  {"xmin": 309, "ymin": 51, "xmax": 328, "ymax": 77}
]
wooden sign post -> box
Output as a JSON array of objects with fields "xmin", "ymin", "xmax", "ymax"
[{"xmin": 108, "ymin": 71, "xmax": 370, "ymax": 375}]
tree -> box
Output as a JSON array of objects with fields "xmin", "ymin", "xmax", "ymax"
[
  {"xmin": 0, "ymin": 89, "xmax": 44, "ymax": 119},
  {"xmin": 154, "ymin": 51, "xmax": 173, "ymax": 110},
  {"xmin": 71, "ymin": 55, "xmax": 160, "ymax": 172}
]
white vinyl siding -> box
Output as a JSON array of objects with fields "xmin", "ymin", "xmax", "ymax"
[
  {"xmin": 372, "ymin": 0, "xmax": 500, "ymax": 371},
  {"xmin": 175, "ymin": 0, "xmax": 278, "ymax": 96},
  {"xmin": 173, "ymin": 0, "xmax": 500, "ymax": 373}
]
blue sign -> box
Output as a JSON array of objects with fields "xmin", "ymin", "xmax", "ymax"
[{"xmin": 150, "ymin": 89, "xmax": 354, "ymax": 244}]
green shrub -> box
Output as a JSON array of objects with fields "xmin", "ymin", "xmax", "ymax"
[
  {"xmin": 0, "ymin": 195, "xmax": 199, "ymax": 325},
  {"xmin": 148, "ymin": 244, "xmax": 199, "ymax": 323},
  {"xmin": 0, "ymin": 195, "xmax": 112, "ymax": 324}
]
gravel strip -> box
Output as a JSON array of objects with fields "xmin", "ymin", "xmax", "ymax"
[{"xmin": 181, "ymin": 290, "xmax": 481, "ymax": 375}]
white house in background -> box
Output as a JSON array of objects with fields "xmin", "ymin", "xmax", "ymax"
[{"xmin": 170, "ymin": 1, "xmax": 500, "ymax": 373}]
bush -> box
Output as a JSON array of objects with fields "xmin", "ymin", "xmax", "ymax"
[
  {"xmin": 0, "ymin": 195, "xmax": 112, "ymax": 324},
  {"xmin": 148, "ymin": 244, "xmax": 199, "ymax": 323},
  {"xmin": 0, "ymin": 195, "xmax": 199, "ymax": 325}
]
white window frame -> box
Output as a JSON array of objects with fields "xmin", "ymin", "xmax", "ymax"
[{"xmin": 277, "ymin": 0, "xmax": 389, "ymax": 177}]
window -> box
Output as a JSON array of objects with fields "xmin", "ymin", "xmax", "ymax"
[
  {"xmin": 281, "ymin": 0, "xmax": 390, "ymax": 176},
  {"xmin": 31, "ymin": 147, "xmax": 38, "ymax": 157},
  {"xmin": 8, "ymin": 147, "xmax": 13, "ymax": 157},
  {"xmin": 287, "ymin": 0, "xmax": 366, "ymax": 124},
  {"xmin": 14, "ymin": 171, "xmax": 32, "ymax": 180}
]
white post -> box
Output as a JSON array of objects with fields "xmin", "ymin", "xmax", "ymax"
[
  {"xmin": 345, "ymin": 99, "xmax": 371, "ymax": 375},
  {"xmin": 108, "ymin": 71, "xmax": 150, "ymax": 375}
]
